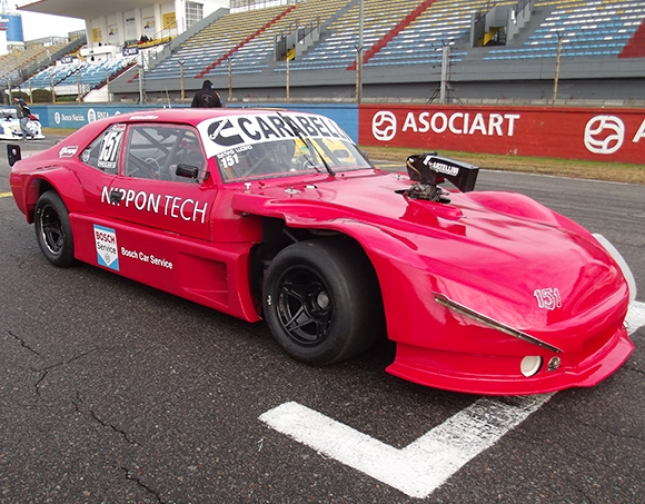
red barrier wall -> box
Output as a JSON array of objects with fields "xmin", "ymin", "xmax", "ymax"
[{"xmin": 359, "ymin": 105, "xmax": 645, "ymax": 164}]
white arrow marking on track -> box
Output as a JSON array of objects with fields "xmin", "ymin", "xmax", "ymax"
[{"xmin": 260, "ymin": 301, "xmax": 645, "ymax": 499}]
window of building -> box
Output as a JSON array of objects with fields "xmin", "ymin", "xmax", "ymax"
[{"xmin": 185, "ymin": 2, "xmax": 204, "ymax": 29}]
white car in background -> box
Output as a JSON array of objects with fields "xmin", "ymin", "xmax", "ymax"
[{"xmin": 0, "ymin": 108, "xmax": 44, "ymax": 140}]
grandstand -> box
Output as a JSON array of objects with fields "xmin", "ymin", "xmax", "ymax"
[
  {"xmin": 6, "ymin": 0, "xmax": 645, "ymax": 104},
  {"xmin": 145, "ymin": 5, "xmax": 293, "ymax": 80},
  {"xmin": 29, "ymin": 58, "xmax": 136, "ymax": 95},
  {"xmin": 2, "ymin": 45, "xmax": 137, "ymax": 101},
  {"xmin": 115, "ymin": 0, "xmax": 645, "ymax": 104},
  {"xmin": 0, "ymin": 37, "xmax": 84, "ymax": 90},
  {"xmin": 484, "ymin": 0, "xmax": 645, "ymax": 60}
]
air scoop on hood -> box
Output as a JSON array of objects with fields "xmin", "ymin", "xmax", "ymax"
[{"xmin": 404, "ymin": 152, "xmax": 479, "ymax": 202}]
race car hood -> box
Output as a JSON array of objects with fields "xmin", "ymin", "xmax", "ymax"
[{"xmin": 230, "ymin": 170, "xmax": 630, "ymax": 352}]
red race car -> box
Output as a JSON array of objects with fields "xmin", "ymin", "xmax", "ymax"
[{"xmin": 8, "ymin": 108, "xmax": 636, "ymax": 395}]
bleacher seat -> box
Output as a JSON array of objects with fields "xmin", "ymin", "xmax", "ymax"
[{"xmin": 484, "ymin": 0, "xmax": 645, "ymax": 60}]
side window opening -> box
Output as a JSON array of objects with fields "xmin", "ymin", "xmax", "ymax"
[
  {"xmin": 80, "ymin": 124, "xmax": 125, "ymax": 175},
  {"xmin": 124, "ymin": 125, "xmax": 206, "ymax": 183}
]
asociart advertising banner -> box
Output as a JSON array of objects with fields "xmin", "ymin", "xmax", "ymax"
[{"xmin": 359, "ymin": 105, "xmax": 645, "ymax": 164}]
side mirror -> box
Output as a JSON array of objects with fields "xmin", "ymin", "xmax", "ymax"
[
  {"xmin": 7, "ymin": 144, "xmax": 21, "ymax": 167},
  {"xmin": 176, "ymin": 163, "xmax": 200, "ymax": 179}
]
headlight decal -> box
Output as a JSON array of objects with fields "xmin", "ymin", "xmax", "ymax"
[{"xmin": 434, "ymin": 293, "xmax": 562, "ymax": 353}]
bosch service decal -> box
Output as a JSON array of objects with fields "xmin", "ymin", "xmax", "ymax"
[{"xmin": 93, "ymin": 224, "xmax": 119, "ymax": 271}]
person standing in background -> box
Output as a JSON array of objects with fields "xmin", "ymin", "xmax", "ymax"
[
  {"xmin": 13, "ymin": 96, "xmax": 33, "ymax": 140},
  {"xmin": 191, "ymin": 80, "xmax": 223, "ymax": 108}
]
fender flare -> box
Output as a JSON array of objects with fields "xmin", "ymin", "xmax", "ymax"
[
  {"xmin": 233, "ymin": 194, "xmax": 431, "ymax": 343},
  {"xmin": 21, "ymin": 167, "xmax": 89, "ymax": 223}
]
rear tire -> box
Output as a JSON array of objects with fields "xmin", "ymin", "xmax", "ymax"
[
  {"xmin": 34, "ymin": 191, "xmax": 76, "ymax": 267},
  {"xmin": 263, "ymin": 238, "xmax": 383, "ymax": 365}
]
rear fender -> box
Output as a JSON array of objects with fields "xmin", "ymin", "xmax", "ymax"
[{"xmin": 20, "ymin": 167, "xmax": 89, "ymax": 223}]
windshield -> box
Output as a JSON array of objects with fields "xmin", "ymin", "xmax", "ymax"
[
  {"xmin": 215, "ymin": 137, "xmax": 371, "ymax": 182},
  {"xmin": 1, "ymin": 108, "xmax": 17, "ymax": 120},
  {"xmin": 198, "ymin": 112, "xmax": 373, "ymax": 183}
]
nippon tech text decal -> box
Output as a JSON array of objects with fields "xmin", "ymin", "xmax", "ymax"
[{"xmin": 360, "ymin": 105, "xmax": 645, "ymax": 164}]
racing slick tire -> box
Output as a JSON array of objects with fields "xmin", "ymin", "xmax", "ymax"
[
  {"xmin": 263, "ymin": 238, "xmax": 383, "ymax": 366},
  {"xmin": 34, "ymin": 191, "xmax": 76, "ymax": 268}
]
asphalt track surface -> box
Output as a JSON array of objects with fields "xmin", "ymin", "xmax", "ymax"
[{"xmin": 0, "ymin": 136, "xmax": 644, "ymax": 504}]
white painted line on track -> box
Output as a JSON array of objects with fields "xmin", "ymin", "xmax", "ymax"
[
  {"xmin": 260, "ymin": 301, "xmax": 645, "ymax": 499},
  {"xmin": 260, "ymin": 395, "xmax": 552, "ymax": 498}
]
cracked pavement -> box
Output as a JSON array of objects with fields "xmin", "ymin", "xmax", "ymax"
[{"xmin": 0, "ymin": 140, "xmax": 644, "ymax": 503}]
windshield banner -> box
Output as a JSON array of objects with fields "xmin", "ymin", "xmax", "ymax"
[{"xmin": 198, "ymin": 112, "xmax": 352, "ymax": 158}]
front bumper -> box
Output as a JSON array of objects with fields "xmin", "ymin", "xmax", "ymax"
[{"xmin": 386, "ymin": 321, "xmax": 634, "ymax": 395}]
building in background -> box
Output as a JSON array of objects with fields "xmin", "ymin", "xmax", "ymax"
[
  {"xmin": 18, "ymin": 0, "xmax": 228, "ymax": 48},
  {"xmin": 0, "ymin": 0, "xmax": 25, "ymax": 54}
]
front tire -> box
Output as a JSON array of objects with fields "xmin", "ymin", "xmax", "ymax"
[
  {"xmin": 263, "ymin": 238, "xmax": 383, "ymax": 365},
  {"xmin": 34, "ymin": 191, "xmax": 76, "ymax": 267}
]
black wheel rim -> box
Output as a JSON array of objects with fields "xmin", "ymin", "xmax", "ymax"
[
  {"xmin": 38, "ymin": 204, "xmax": 64, "ymax": 256},
  {"xmin": 275, "ymin": 266, "xmax": 332, "ymax": 346}
]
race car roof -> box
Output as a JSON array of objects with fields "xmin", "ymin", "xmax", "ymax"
[
  {"xmin": 108, "ymin": 108, "xmax": 334, "ymax": 124},
  {"xmin": 19, "ymin": 0, "xmax": 157, "ymax": 20}
]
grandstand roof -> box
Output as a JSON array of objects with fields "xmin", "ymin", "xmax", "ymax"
[{"xmin": 18, "ymin": 0, "xmax": 157, "ymax": 20}]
